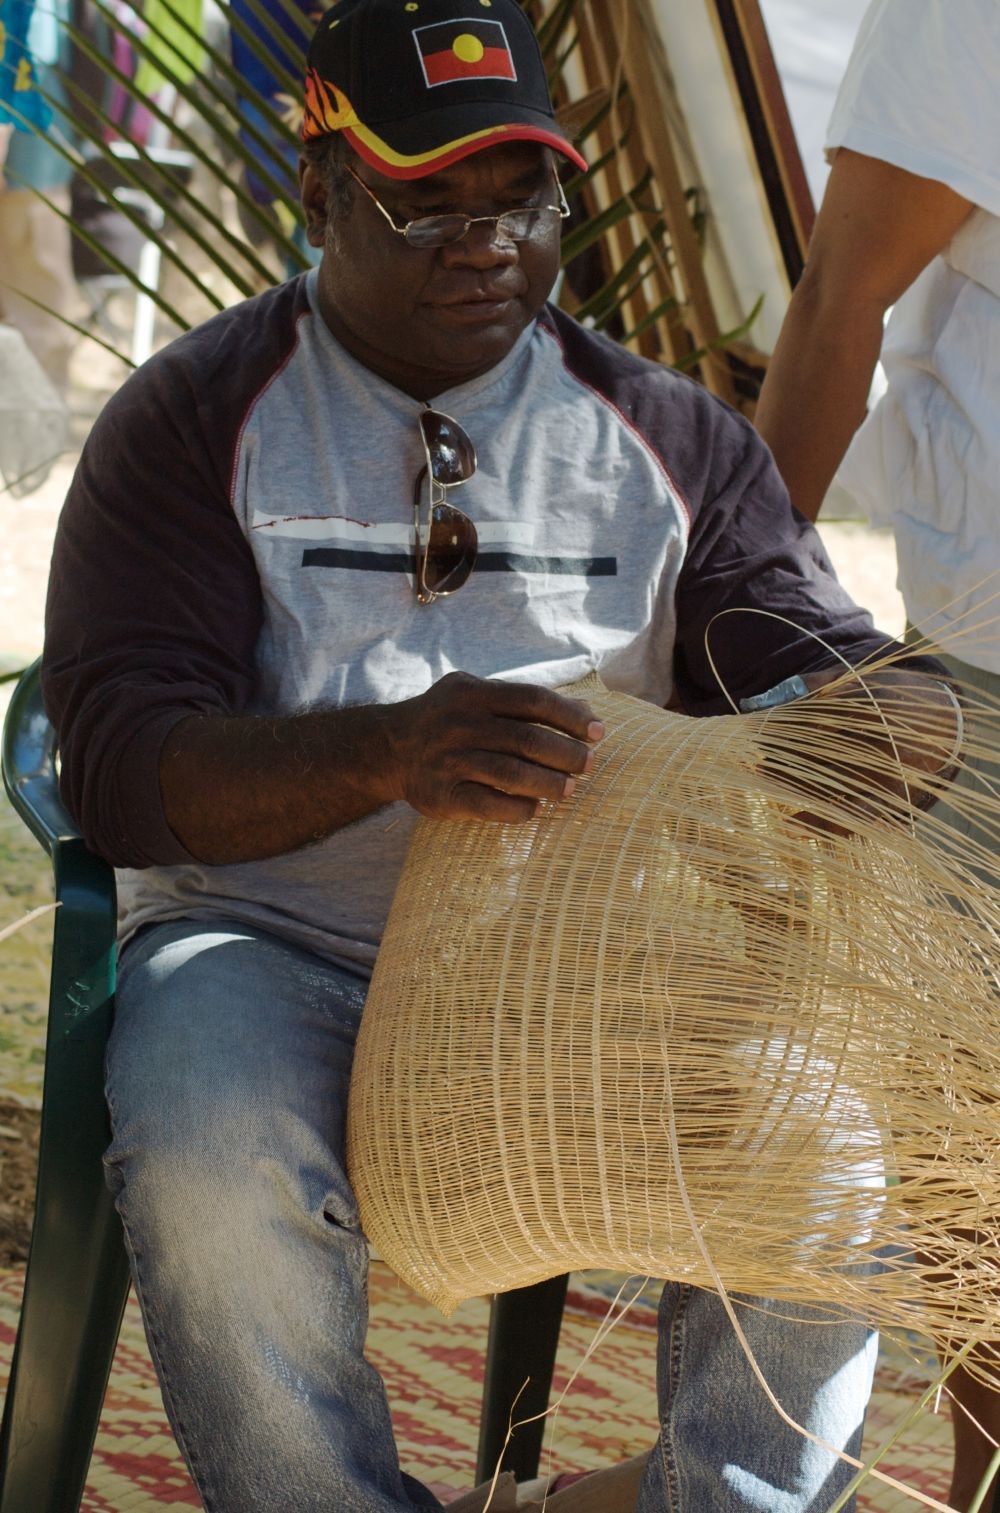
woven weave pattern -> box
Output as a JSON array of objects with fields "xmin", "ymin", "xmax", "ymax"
[{"xmin": 349, "ymin": 670, "xmax": 1000, "ymax": 1377}]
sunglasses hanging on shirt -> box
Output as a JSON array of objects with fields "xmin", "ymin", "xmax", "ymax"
[{"xmin": 413, "ymin": 409, "xmax": 478, "ymax": 604}]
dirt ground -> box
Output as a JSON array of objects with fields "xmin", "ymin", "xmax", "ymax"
[{"xmin": 0, "ymin": 1100, "xmax": 39, "ymax": 1265}]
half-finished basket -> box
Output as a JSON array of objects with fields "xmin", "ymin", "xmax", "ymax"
[{"xmin": 348, "ymin": 670, "xmax": 1000, "ymax": 1377}]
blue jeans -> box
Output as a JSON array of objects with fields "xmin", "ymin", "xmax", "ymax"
[{"xmin": 106, "ymin": 920, "xmax": 877, "ymax": 1512}]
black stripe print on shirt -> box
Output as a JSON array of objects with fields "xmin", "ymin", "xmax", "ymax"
[{"xmin": 301, "ymin": 549, "xmax": 617, "ymax": 576}]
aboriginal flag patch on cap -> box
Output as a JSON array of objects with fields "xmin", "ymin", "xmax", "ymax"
[
  {"xmin": 414, "ymin": 19, "xmax": 516, "ymax": 88},
  {"xmin": 301, "ymin": 0, "xmax": 588, "ymax": 180}
]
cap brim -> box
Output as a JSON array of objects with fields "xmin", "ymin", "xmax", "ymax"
[{"xmin": 342, "ymin": 103, "xmax": 588, "ymax": 180}]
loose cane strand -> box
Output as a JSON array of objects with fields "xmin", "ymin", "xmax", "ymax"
[{"xmin": 348, "ymin": 650, "xmax": 1000, "ymax": 1501}]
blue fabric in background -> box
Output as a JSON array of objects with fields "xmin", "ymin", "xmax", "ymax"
[
  {"xmin": 0, "ymin": 0, "xmax": 55, "ymax": 131},
  {"xmin": 230, "ymin": 0, "xmax": 314, "ymax": 206}
]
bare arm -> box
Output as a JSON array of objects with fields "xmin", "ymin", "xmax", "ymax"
[
  {"xmin": 755, "ymin": 149, "xmax": 974, "ymax": 521},
  {"xmin": 159, "ymin": 672, "xmax": 604, "ymax": 865}
]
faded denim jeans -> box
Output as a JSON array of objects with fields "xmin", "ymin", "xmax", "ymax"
[{"xmin": 106, "ymin": 920, "xmax": 878, "ymax": 1512}]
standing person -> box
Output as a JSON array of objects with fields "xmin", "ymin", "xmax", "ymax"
[
  {"xmin": 228, "ymin": 0, "xmax": 324, "ymax": 275},
  {"xmin": 0, "ymin": 0, "xmax": 77, "ymax": 393},
  {"xmin": 42, "ymin": 1, "xmax": 960, "ymax": 1508},
  {"xmin": 755, "ymin": 1, "xmax": 999, "ymax": 1504}
]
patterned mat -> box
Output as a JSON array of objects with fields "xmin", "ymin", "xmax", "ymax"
[{"xmin": 0, "ymin": 1264, "xmax": 957, "ymax": 1510}]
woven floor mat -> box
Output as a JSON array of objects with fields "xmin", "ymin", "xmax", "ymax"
[{"xmin": 0, "ymin": 1267, "xmax": 956, "ymax": 1509}]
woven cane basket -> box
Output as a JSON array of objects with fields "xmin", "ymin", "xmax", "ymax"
[{"xmin": 348, "ymin": 670, "xmax": 1000, "ymax": 1374}]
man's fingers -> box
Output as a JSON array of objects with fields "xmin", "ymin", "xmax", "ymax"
[
  {"xmin": 482, "ymin": 715, "xmax": 598, "ymax": 779},
  {"xmin": 482, "ymin": 679, "xmax": 605, "ymax": 746},
  {"xmin": 395, "ymin": 674, "xmax": 607, "ymax": 823},
  {"xmin": 452, "ymin": 783, "xmax": 544, "ymax": 825},
  {"xmin": 467, "ymin": 751, "xmax": 580, "ymax": 805}
]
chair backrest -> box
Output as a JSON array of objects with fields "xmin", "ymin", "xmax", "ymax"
[
  {"xmin": 2, "ymin": 659, "xmax": 81, "ymax": 855},
  {"xmin": 0, "ymin": 661, "xmax": 131, "ymax": 1513},
  {"xmin": 1, "ymin": 658, "xmax": 118, "ymax": 1009}
]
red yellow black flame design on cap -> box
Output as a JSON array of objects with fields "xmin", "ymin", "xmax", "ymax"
[
  {"xmin": 413, "ymin": 19, "xmax": 516, "ymax": 88},
  {"xmin": 300, "ymin": 0, "xmax": 589, "ymax": 180},
  {"xmin": 304, "ymin": 68, "xmax": 357, "ymax": 137}
]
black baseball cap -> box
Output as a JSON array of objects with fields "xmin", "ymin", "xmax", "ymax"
[{"xmin": 302, "ymin": 0, "xmax": 588, "ymax": 180}]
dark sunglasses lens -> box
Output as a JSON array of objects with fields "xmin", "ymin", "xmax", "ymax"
[
  {"xmin": 423, "ymin": 504, "xmax": 478, "ymax": 594},
  {"xmin": 420, "ymin": 411, "xmax": 477, "ymax": 485}
]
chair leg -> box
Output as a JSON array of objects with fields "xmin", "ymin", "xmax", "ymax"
[
  {"xmin": 0, "ymin": 1174, "xmax": 130, "ymax": 1513},
  {"xmin": 476, "ymin": 1273, "xmax": 569, "ymax": 1486},
  {"xmin": 0, "ymin": 843, "xmax": 130, "ymax": 1513}
]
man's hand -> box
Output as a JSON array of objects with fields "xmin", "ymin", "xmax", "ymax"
[
  {"xmin": 160, "ymin": 673, "xmax": 604, "ymax": 865},
  {"xmin": 382, "ymin": 672, "xmax": 604, "ymax": 825},
  {"xmin": 756, "ymin": 668, "xmax": 961, "ymax": 837}
]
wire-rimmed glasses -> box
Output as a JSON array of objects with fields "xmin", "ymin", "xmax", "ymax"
[{"xmin": 347, "ymin": 163, "xmax": 570, "ymax": 249}]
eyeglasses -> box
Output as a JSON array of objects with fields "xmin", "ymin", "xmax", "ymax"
[
  {"xmin": 346, "ymin": 163, "xmax": 571, "ymax": 250},
  {"xmin": 413, "ymin": 409, "xmax": 478, "ymax": 605}
]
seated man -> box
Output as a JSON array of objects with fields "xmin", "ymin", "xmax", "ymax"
[{"xmin": 41, "ymin": 1, "xmax": 959, "ymax": 1508}]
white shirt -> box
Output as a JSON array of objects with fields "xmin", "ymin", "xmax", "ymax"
[{"xmin": 826, "ymin": 0, "xmax": 1000, "ymax": 673}]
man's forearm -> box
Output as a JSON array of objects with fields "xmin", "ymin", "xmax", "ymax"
[
  {"xmin": 819, "ymin": 667, "xmax": 960, "ymax": 773},
  {"xmin": 754, "ymin": 275, "xmax": 885, "ymax": 522},
  {"xmin": 157, "ymin": 673, "xmax": 603, "ymax": 866},
  {"xmin": 755, "ymin": 149, "xmax": 974, "ymax": 522},
  {"xmin": 159, "ymin": 703, "xmax": 400, "ymax": 865}
]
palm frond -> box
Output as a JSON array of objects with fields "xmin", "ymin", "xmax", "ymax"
[
  {"xmin": 58, "ymin": 67, "xmax": 279, "ymax": 286},
  {"xmin": 5, "ymin": 0, "xmax": 765, "ymax": 397},
  {"xmin": 85, "ymin": 0, "xmax": 298, "ymax": 206},
  {"xmin": 65, "ymin": 4, "xmax": 309, "ymax": 273}
]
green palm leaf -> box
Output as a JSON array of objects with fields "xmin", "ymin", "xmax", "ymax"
[
  {"xmin": 4, "ymin": 0, "xmax": 761, "ymax": 386},
  {"xmin": 58, "ymin": 7, "xmax": 307, "ymax": 262}
]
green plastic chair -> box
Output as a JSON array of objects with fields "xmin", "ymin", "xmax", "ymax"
[
  {"xmin": 0, "ymin": 658, "xmax": 568, "ymax": 1511},
  {"xmin": 0, "ymin": 659, "xmax": 130, "ymax": 1513}
]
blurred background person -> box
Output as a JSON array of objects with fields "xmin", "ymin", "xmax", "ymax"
[
  {"xmin": 755, "ymin": 2, "xmax": 999, "ymax": 1505},
  {"xmin": 229, "ymin": 0, "xmax": 322, "ymax": 275},
  {"xmin": 0, "ymin": 0, "xmax": 77, "ymax": 394}
]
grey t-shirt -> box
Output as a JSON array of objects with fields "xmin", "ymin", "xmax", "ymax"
[{"xmin": 43, "ymin": 272, "xmax": 933, "ymax": 972}]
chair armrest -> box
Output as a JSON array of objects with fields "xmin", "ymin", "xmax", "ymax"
[
  {"xmin": 2, "ymin": 658, "xmax": 118, "ymax": 1024},
  {"xmin": 2, "ymin": 658, "xmax": 84, "ymax": 857}
]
